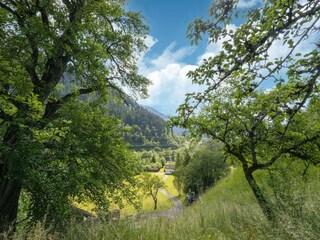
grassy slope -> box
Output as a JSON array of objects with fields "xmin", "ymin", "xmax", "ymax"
[
  {"xmin": 12, "ymin": 166, "xmax": 320, "ymax": 240},
  {"xmin": 126, "ymin": 167, "xmax": 269, "ymax": 240},
  {"xmin": 72, "ymin": 167, "xmax": 320, "ymax": 240}
]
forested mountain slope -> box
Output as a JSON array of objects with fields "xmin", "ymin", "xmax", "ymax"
[
  {"xmin": 59, "ymin": 75, "xmax": 180, "ymax": 150},
  {"xmin": 108, "ymin": 98, "xmax": 180, "ymax": 150}
]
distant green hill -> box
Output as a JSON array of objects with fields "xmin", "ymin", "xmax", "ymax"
[
  {"xmin": 58, "ymin": 76, "xmax": 181, "ymax": 151},
  {"xmin": 108, "ymin": 98, "xmax": 181, "ymax": 150},
  {"xmin": 141, "ymin": 105, "xmax": 187, "ymax": 135}
]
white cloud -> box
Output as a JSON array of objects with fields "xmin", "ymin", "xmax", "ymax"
[
  {"xmin": 238, "ymin": 0, "xmax": 262, "ymax": 8},
  {"xmin": 136, "ymin": 35, "xmax": 157, "ymax": 67},
  {"xmin": 150, "ymin": 42, "xmax": 195, "ymax": 69},
  {"xmin": 136, "ymin": 42, "xmax": 199, "ymax": 115},
  {"xmin": 138, "ymin": 42, "xmax": 195, "ymax": 74},
  {"xmin": 137, "ymin": 16, "xmax": 319, "ymax": 115},
  {"xmin": 138, "ymin": 63, "xmax": 200, "ymax": 115},
  {"xmin": 144, "ymin": 35, "xmax": 158, "ymax": 49},
  {"xmin": 137, "ymin": 25, "xmax": 238, "ymax": 115}
]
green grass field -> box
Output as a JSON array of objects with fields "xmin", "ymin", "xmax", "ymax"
[
  {"xmin": 116, "ymin": 191, "xmax": 173, "ymax": 216},
  {"xmin": 74, "ymin": 172, "xmax": 174, "ymax": 217},
  {"xmin": 11, "ymin": 164, "xmax": 320, "ymax": 240}
]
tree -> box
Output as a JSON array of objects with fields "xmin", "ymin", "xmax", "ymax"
[
  {"xmin": 0, "ymin": 0, "xmax": 149, "ymax": 233},
  {"xmin": 23, "ymin": 100, "xmax": 140, "ymax": 227},
  {"xmin": 151, "ymin": 155, "xmax": 157, "ymax": 163},
  {"xmin": 182, "ymin": 141, "xmax": 228, "ymax": 194},
  {"xmin": 173, "ymin": 152, "xmax": 183, "ymax": 195},
  {"xmin": 173, "ymin": 150, "xmax": 191, "ymax": 195},
  {"xmin": 172, "ymin": 0, "xmax": 320, "ymax": 221},
  {"xmin": 139, "ymin": 172, "xmax": 165, "ymax": 211}
]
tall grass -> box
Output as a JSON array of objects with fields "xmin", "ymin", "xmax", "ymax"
[{"xmin": 10, "ymin": 164, "xmax": 320, "ymax": 240}]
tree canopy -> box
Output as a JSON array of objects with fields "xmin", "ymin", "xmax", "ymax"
[
  {"xmin": 138, "ymin": 172, "xmax": 165, "ymax": 211},
  {"xmin": 172, "ymin": 0, "xmax": 320, "ymax": 221},
  {"xmin": 179, "ymin": 141, "xmax": 228, "ymax": 195},
  {"xmin": 0, "ymin": 0, "xmax": 149, "ymax": 232}
]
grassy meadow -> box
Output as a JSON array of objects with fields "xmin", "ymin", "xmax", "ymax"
[
  {"xmin": 10, "ymin": 163, "xmax": 320, "ymax": 240},
  {"xmin": 74, "ymin": 171, "xmax": 174, "ymax": 217}
]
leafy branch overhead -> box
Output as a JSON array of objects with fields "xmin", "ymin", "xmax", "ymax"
[
  {"xmin": 0, "ymin": 0, "xmax": 150, "ymax": 126},
  {"xmin": 179, "ymin": 0, "xmax": 320, "ymax": 120},
  {"xmin": 172, "ymin": 0, "xmax": 320, "ymax": 221}
]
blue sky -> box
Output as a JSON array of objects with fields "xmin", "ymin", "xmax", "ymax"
[
  {"xmin": 127, "ymin": 0, "xmax": 318, "ymax": 116},
  {"xmin": 128, "ymin": 0, "xmax": 211, "ymax": 64},
  {"xmin": 128, "ymin": 0, "xmax": 217, "ymax": 115},
  {"xmin": 128, "ymin": 0, "xmax": 258, "ymax": 116}
]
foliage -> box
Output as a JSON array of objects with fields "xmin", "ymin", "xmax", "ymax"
[
  {"xmin": 173, "ymin": 149, "xmax": 192, "ymax": 196},
  {"xmin": 138, "ymin": 172, "xmax": 165, "ymax": 210},
  {"xmin": 135, "ymin": 149, "xmax": 181, "ymax": 172},
  {"xmin": 180, "ymin": 141, "xmax": 228, "ymax": 195},
  {"xmin": 172, "ymin": 152, "xmax": 184, "ymax": 195},
  {"xmin": 171, "ymin": 0, "xmax": 320, "ymax": 220},
  {"xmin": 19, "ymin": 100, "xmax": 140, "ymax": 227},
  {"xmin": 0, "ymin": 0, "xmax": 149, "ymax": 232}
]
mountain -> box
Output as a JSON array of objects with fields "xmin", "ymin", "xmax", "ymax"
[
  {"xmin": 141, "ymin": 105, "xmax": 187, "ymax": 136},
  {"xmin": 58, "ymin": 76, "xmax": 182, "ymax": 149},
  {"xmin": 108, "ymin": 98, "xmax": 181, "ymax": 150},
  {"xmin": 141, "ymin": 105, "xmax": 169, "ymax": 120}
]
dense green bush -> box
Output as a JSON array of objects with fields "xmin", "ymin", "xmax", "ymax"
[{"xmin": 182, "ymin": 142, "xmax": 229, "ymax": 194}]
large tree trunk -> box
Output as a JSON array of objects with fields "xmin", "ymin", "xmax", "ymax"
[
  {"xmin": 0, "ymin": 175, "xmax": 21, "ymax": 237},
  {"xmin": 153, "ymin": 196, "xmax": 158, "ymax": 210},
  {"xmin": 0, "ymin": 127, "xmax": 22, "ymax": 236},
  {"xmin": 244, "ymin": 170, "xmax": 275, "ymax": 221}
]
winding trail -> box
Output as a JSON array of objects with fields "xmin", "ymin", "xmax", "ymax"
[{"xmin": 157, "ymin": 175, "xmax": 183, "ymax": 218}]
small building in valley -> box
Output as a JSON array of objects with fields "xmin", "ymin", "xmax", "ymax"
[
  {"xmin": 148, "ymin": 167, "xmax": 160, "ymax": 172},
  {"xmin": 164, "ymin": 163, "xmax": 175, "ymax": 174}
]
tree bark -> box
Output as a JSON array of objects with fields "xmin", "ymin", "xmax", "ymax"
[
  {"xmin": 0, "ymin": 176, "xmax": 21, "ymax": 237},
  {"xmin": 153, "ymin": 196, "xmax": 157, "ymax": 210},
  {"xmin": 0, "ymin": 127, "xmax": 22, "ymax": 236},
  {"xmin": 244, "ymin": 169, "xmax": 275, "ymax": 221}
]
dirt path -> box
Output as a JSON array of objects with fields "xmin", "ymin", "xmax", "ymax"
[
  {"xmin": 157, "ymin": 188, "xmax": 183, "ymax": 218},
  {"xmin": 159, "ymin": 175, "xmax": 183, "ymax": 216}
]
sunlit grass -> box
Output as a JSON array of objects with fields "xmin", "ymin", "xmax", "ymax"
[
  {"xmin": 74, "ymin": 172, "xmax": 174, "ymax": 217},
  {"xmin": 12, "ymin": 166, "xmax": 320, "ymax": 240},
  {"xmin": 74, "ymin": 191, "xmax": 174, "ymax": 217},
  {"xmin": 163, "ymin": 175, "xmax": 178, "ymax": 196},
  {"xmin": 116, "ymin": 172, "xmax": 173, "ymax": 216},
  {"xmin": 73, "ymin": 201, "xmax": 96, "ymax": 214},
  {"xmin": 118, "ymin": 191, "xmax": 173, "ymax": 216}
]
